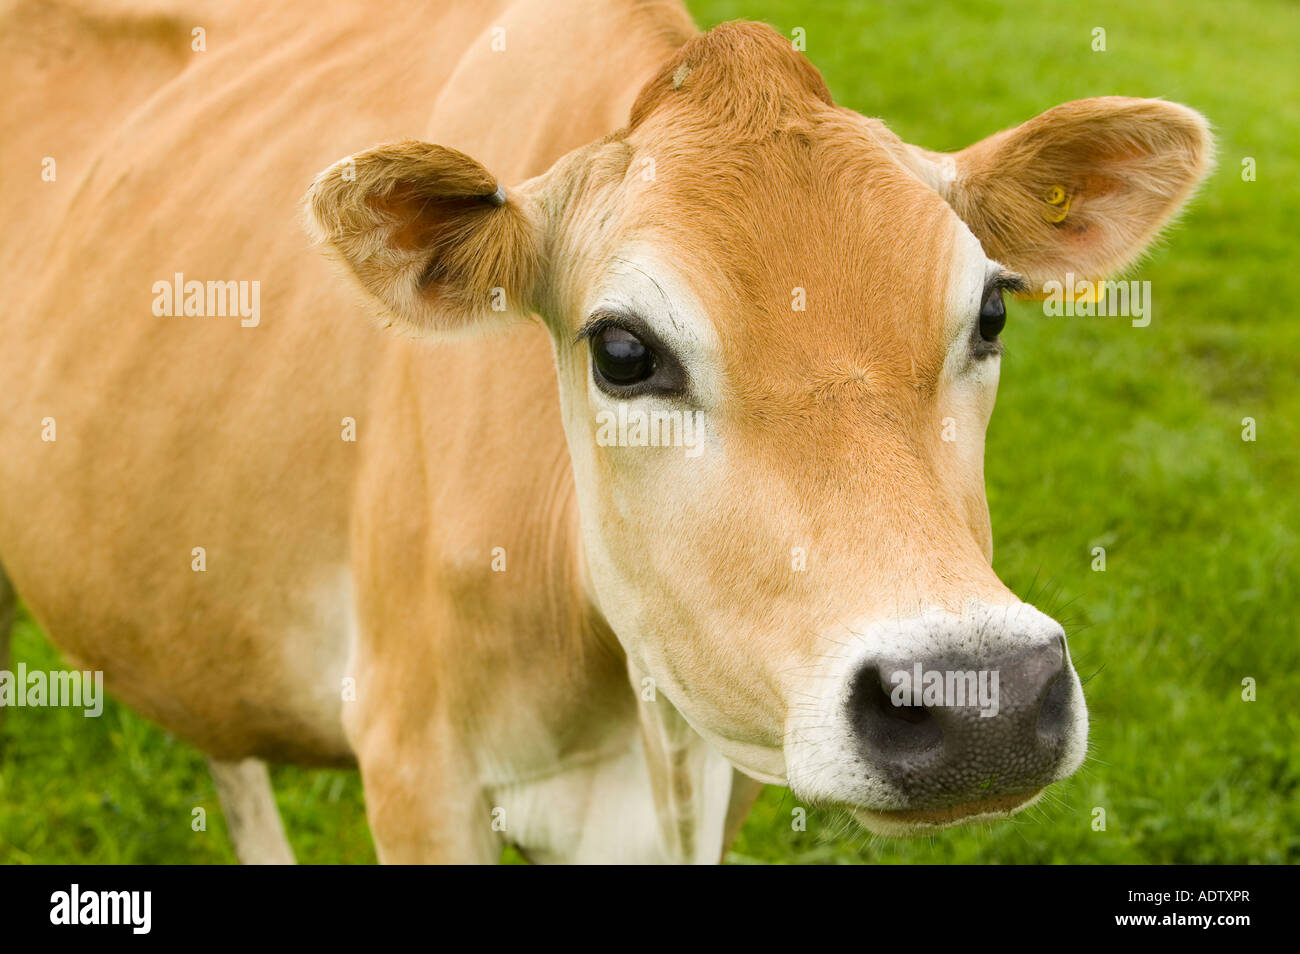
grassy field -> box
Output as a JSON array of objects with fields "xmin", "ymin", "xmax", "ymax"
[{"xmin": 2, "ymin": 0, "xmax": 1297, "ymax": 864}]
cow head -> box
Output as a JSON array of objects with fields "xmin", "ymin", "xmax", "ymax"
[{"xmin": 306, "ymin": 22, "xmax": 1212, "ymax": 834}]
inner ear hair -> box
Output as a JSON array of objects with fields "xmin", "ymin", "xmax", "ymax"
[{"xmin": 304, "ymin": 141, "xmax": 542, "ymax": 337}]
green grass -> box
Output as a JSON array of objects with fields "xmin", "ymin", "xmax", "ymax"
[{"xmin": 2, "ymin": 0, "xmax": 1297, "ymax": 863}]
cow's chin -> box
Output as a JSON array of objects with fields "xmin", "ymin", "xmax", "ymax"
[{"xmin": 849, "ymin": 789, "xmax": 1045, "ymax": 837}]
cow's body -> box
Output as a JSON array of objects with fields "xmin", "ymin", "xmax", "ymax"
[
  {"xmin": 1, "ymin": 0, "xmax": 739, "ymax": 862},
  {"xmin": 1, "ymin": 0, "xmax": 1212, "ymax": 863}
]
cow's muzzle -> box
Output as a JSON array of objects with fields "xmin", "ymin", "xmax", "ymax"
[
  {"xmin": 847, "ymin": 635, "xmax": 1075, "ymax": 810},
  {"xmin": 783, "ymin": 603, "xmax": 1089, "ymax": 832}
]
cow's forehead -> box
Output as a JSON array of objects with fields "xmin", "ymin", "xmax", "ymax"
[
  {"xmin": 613, "ymin": 119, "xmax": 969, "ymax": 399},
  {"xmin": 554, "ymin": 17, "xmax": 980, "ymax": 415}
]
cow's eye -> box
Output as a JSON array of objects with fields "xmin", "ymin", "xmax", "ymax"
[
  {"xmin": 978, "ymin": 284, "xmax": 1007, "ymax": 341},
  {"xmin": 591, "ymin": 324, "xmax": 654, "ymax": 387}
]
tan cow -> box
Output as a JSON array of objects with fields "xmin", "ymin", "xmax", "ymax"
[{"xmin": 0, "ymin": 0, "xmax": 1211, "ymax": 863}]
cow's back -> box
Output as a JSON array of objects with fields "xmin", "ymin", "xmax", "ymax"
[{"xmin": 0, "ymin": 0, "xmax": 692, "ymax": 760}]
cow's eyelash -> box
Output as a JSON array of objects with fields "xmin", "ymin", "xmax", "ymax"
[
  {"xmin": 575, "ymin": 312, "xmax": 623, "ymax": 346},
  {"xmin": 991, "ymin": 272, "xmax": 1029, "ymax": 295}
]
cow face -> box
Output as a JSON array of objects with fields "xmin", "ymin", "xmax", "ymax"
[{"xmin": 306, "ymin": 22, "xmax": 1211, "ymax": 833}]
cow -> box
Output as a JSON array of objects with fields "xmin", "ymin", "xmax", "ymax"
[{"xmin": 0, "ymin": 0, "xmax": 1212, "ymax": 863}]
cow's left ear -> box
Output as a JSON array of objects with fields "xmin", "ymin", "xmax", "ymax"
[
  {"xmin": 304, "ymin": 141, "xmax": 542, "ymax": 337},
  {"xmin": 927, "ymin": 97, "xmax": 1213, "ymax": 293}
]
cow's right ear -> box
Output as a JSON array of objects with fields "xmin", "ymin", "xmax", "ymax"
[
  {"xmin": 304, "ymin": 141, "xmax": 542, "ymax": 337},
  {"xmin": 918, "ymin": 98, "xmax": 1214, "ymax": 293}
]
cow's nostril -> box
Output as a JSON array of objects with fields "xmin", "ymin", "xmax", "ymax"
[
  {"xmin": 847, "ymin": 663, "xmax": 943, "ymax": 764},
  {"xmin": 1036, "ymin": 644, "xmax": 1072, "ymax": 746},
  {"xmin": 893, "ymin": 703, "xmax": 930, "ymax": 726}
]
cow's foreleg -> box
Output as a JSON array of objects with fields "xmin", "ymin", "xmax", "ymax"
[
  {"xmin": 344, "ymin": 654, "xmax": 500, "ymax": 863},
  {"xmin": 351, "ymin": 719, "xmax": 501, "ymax": 864},
  {"xmin": 207, "ymin": 757, "xmax": 296, "ymax": 865}
]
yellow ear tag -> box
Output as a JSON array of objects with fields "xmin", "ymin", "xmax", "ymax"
[
  {"xmin": 1020, "ymin": 276, "xmax": 1105, "ymax": 303},
  {"xmin": 1043, "ymin": 185, "xmax": 1072, "ymax": 223},
  {"xmin": 1071, "ymin": 279, "xmax": 1102, "ymax": 303}
]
